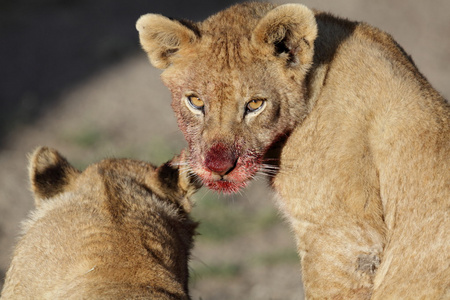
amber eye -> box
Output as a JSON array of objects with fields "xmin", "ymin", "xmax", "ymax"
[
  {"xmin": 246, "ymin": 99, "xmax": 265, "ymax": 113},
  {"xmin": 187, "ymin": 96, "xmax": 204, "ymax": 111}
]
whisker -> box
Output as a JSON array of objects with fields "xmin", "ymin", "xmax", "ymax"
[
  {"xmin": 171, "ymin": 161, "xmax": 190, "ymax": 167},
  {"xmin": 197, "ymin": 188, "xmax": 212, "ymax": 202},
  {"xmin": 259, "ymin": 164, "xmax": 280, "ymax": 170},
  {"xmin": 258, "ymin": 167, "xmax": 280, "ymax": 174},
  {"xmin": 260, "ymin": 164, "xmax": 280, "ymax": 169},
  {"xmin": 258, "ymin": 168, "xmax": 279, "ymax": 174},
  {"xmin": 255, "ymin": 172, "xmax": 277, "ymax": 179}
]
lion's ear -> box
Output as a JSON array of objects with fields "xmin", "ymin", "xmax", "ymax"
[
  {"xmin": 252, "ymin": 4, "xmax": 317, "ymax": 68},
  {"xmin": 28, "ymin": 147, "xmax": 80, "ymax": 207},
  {"xmin": 136, "ymin": 14, "xmax": 199, "ymax": 69}
]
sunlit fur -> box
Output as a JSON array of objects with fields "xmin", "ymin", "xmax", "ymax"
[
  {"xmin": 1, "ymin": 147, "xmax": 199, "ymax": 299},
  {"xmin": 137, "ymin": 3, "xmax": 317, "ymax": 195},
  {"xmin": 137, "ymin": 3, "xmax": 449, "ymax": 299}
]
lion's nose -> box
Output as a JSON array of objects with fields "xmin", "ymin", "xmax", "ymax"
[
  {"xmin": 205, "ymin": 158, "xmax": 236, "ymax": 176},
  {"xmin": 204, "ymin": 143, "xmax": 237, "ymax": 176}
]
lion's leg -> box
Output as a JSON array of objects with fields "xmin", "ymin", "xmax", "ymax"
[
  {"xmin": 291, "ymin": 217, "xmax": 384, "ymax": 299},
  {"xmin": 371, "ymin": 214, "xmax": 449, "ymax": 299}
]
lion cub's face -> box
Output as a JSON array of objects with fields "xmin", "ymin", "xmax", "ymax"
[{"xmin": 137, "ymin": 3, "xmax": 317, "ymax": 193}]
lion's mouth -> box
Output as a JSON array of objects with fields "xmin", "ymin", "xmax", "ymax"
[
  {"xmin": 193, "ymin": 158, "xmax": 260, "ymax": 194},
  {"xmin": 189, "ymin": 142, "xmax": 263, "ymax": 194}
]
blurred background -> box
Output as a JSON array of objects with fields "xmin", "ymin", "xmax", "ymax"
[{"xmin": 0, "ymin": 1, "xmax": 449, "ymax": 299}]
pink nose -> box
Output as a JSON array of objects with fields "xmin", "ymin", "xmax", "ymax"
[{"xmin": 204, "ymin": 143, "xmax": 237, "ymax": 176}]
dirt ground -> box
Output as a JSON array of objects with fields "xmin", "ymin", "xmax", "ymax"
[{"xmin": 0, "ymin": 1, "xmax": 449, "ymax": 299}]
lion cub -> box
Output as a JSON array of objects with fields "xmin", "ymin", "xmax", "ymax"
[
  {"xmin": 137, "ymin": 2, "xmax": 449, "ymax": 299},
  {"xmin": 1, "ymin": 147, "xmax": 199, "ymax": 299}
]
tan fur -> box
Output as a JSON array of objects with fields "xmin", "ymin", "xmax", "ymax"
[
  {"xmin": 1, "ymin": 147, "xmax": 199, "ymax": 299},
  {"xmin": 137, "ymin": 2, "xmax": 449, "ymax": 299}
]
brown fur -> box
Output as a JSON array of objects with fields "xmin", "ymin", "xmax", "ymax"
[
  {"xmin": 137, "ymin": 2, "xmax": 450, "ymax": 299},
  {"xmin": 1, "ymin": 147, "xmax": 199, "ymax": 299}
]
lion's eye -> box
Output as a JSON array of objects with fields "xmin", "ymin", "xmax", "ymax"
[
  {"xmin": 187, "ymin": 96, "xmax": 204, "ymax": 111},
  {"xmin": 246, "ymin": 99, "xmax": 265, "ymax": 113}
]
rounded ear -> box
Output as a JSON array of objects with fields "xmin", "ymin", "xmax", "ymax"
[
  {"xmin": 28, "ymin": 147, "xmax": 80, "ymax": 207},
  {"xmin": 136, "ymin": 14, "xmax": 199, "ymax": 69},
  {"xmin": 251, "ymin": 4, "xmax": 317, "ymax": 68},
  {"xmin": 145, "ymin": 151, "xmax": 201, "ymax": 214}
]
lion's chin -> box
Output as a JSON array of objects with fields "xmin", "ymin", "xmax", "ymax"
[{"xmin": 202, "ymin": 179, "xmax": 248, "ymax": 194}]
